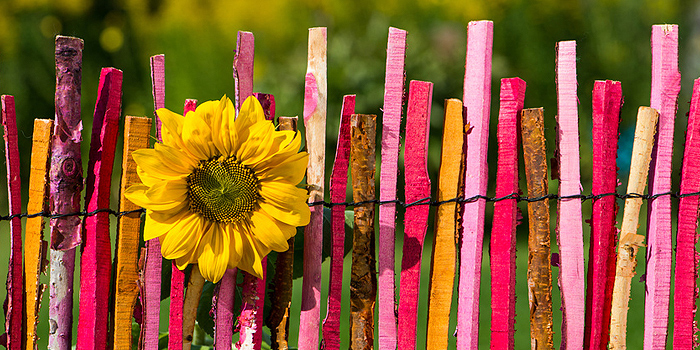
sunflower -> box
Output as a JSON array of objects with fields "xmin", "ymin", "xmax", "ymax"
[{"xmin": 125, "ymin": 95, "xmax": 310, "ymax": 283}]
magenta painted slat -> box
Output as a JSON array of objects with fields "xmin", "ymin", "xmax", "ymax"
[
  {"xmin": 585, "ymin": 80, "xmax": 622, "ymax": 349},
  {"xmin": 398, "ymin": 80, "xmax": 433, "ymax": 350},
  {"xmin": 672, "ymin": 78, "xmax": 700, "ymax": 349},
  {"xmin": 645, "ymin": 24, "xmax": 681, "ymax": 349},
  {"xmin": 234, "ymin": 31, "xmax": 255, "ymax": 110},
  {"xmin": 1, "ymin": 95, "xmax": 23, "ymax": 350},
  {"xmin": 489, "ymin": 77, "xmax": 526, "ymax": 350},
  {"xmin": 236, "ymin": 93, "xmax": 273, "ymax": 350},
  {"xmin": 555, "ymin": 40, "xmax": 585, "ymax": 350},
  {"xmin": 378, "ymin": 27, "xmax": 406, "ymax": 350},
  {"xmin": 144, "ymin": 54, "xmax": 165, "ymax": 350},
  {"xmin": 77, "ymin": 67, "xmax": 123, "ymax": 349},
  {"xmin": 321, "ymin": 94, "xmax": 355, "ymax": 350},
  {"xmin": 457, "ymin": 20, "xmax": 493, "ymax": 350}
]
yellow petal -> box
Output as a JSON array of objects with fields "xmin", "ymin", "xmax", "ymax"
[
  {"xmin": 248, "ymin": 210, "xmax": 289, "ymax": 251},
  {"xmin": 227, "ymin": 225, "xmax": 244, "ymax": 268},
  {"xmin": 197, "ymin": 223, "xmax": 230, "ymax": 283},
  {"xmin": 253, "ymin": 131, "xmax": 303, "ymax": 171},
  {"xmin": 160, "ymin": 213, "xmax": 204, "ymax": 259},
  {"xmin": 133, "ymin": 149, "xmax": 189, "ymax": 180},
  {"xmin": 156, "ymin": 108, "xmax": 185, "ymax": 146},
  {"xmin": 181, "ymin": 112, "xmax": 216, "ymax": 160},
  {"xmin": 143, "ymin": 209, "xmax": 190, "ymax": 241},
  {"xmin": 236, "ymin": 231, "xmax": 268, "ymax": 279},
  {"xmin": 194, "ymin": 99, "xmax": 232, "ymax": 156},
  {"xmin": 145, "ymin": 178, "xmax": 188, "ymax": 203},
  {"xmin": 236, "ymin": 122, "xmax": 277, "ymax": 165},
  {"xmin": 154, "ymin": 143, "xmax": 198, "ymax": 171},
  {"xmin": 124, "ymin": 184, "xmax": 187, "ymax": 213},
  {"xmin": 258, "ymin": 198, "xmax": 310, "ymax": 227},
  {"xmin": 259, "ymin": 181, "xmax": 309, "ymax": 208},
  {"xmin": 232, "ymin": 96, "xmax": 264, "ymax": 152},
  {"xmin": 256, "ymin": 152, "xmax": 308, "ymax": 185}
]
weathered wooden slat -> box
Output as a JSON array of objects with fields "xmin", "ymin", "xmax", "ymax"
[
  {"xmin": 183, "ymin": 266, "xmax": 205, "ymax": 350},
  {"xmin": 398, "ymin": 80, "xmax": 433, "ymax": 350},
  {"xmin": 267, "ymin": 116, "xmax": 298, "ymax": 350},
  {"xmin": 299, "ymin": 26, "xmax": 327, "ymax": 349},
  {"xmin": 113, "ymin": 116, "xmax": 152, "ymax": 349},
  {"xmin": 24, "ymin": 118, "xmax": 53, "ymax": 350},
  {"xmin": 2, "ymin": 95, "xmax": 23, "ymax": 350},
  {"xmin": 378, "ymin": 27, "xmax": 406, "ymax": 350},
  {"xmin": 521, "ymin": 107, "xmax": 553, "ymax": 350},
  {"xmin": 49, "ymin": 35, "xmax": 84, "ymax": 350},
  {"xmin": 350, "ymin": 113, "xmax": 377, "ymax": 350},
  {"xmin": 673, "ymin": 78, "xmax": 700, "ymax": 349},
  {"xmin": 645, "ymin": 24, "xmax": 681, "ymax": 349},
  {"xmin": 609, "ymin": 107, "xmax": 659, "ymax": 349},
  {"xmin": 585, "ymin": 80, "xmax": 622, "ymax": 349},
  {"xmin": 322, "ymin": 95, "xmax": 355, "ymax": 350},
  {"xmin": 489, "ymin": 78, "xmax": 526, "ymax": 350},
  {"xmin": 458, "ymin": 20, "xmax": 493, "ymax": 350}
]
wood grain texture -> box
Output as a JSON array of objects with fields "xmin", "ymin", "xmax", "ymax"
[
  {"xmin": 672, "ymin": 78, "xmax": 700, "ymax": 350},
  {"xmin": 554, "ymin": 40, "xmax": 585, "ymax": 350},
  {"xmin": 183, "ymin": 266, "xmax": 205, "ymax": 350},
  {"xmin": 489, "ymin": 78, "xmax": 526, "ymax": 350},
  {"xmin": 378, "ymin": 26, "xmax": 406, "ymax": 350},
  {"xmin": 24, "ymin": 118, "xmax": 53, "ymax": 350},
  {"xmin": 2, "ymin": 95, "xmax": 23, "ymax": 350},
  {"xmin": 521, "ymin": 108, "xmax": 553, "ymax": 350},
  {"xmin": 426, "ymin": 98, "xmax": 464, "ymax": 350},
  {"xmin": 300, "ymin": 26, "xmax": 327, "ymax": 349},
  {"xmin": 113, "ymin": 116, "xmax": 152, "ymax": 349},
  {"xmin": 350, "ymin": 113, "xmax": 377, "ymax": 350},
  {"xmin": 49, "ymin": 35, "xmax": 84, "ymax": 350},
  {"xmin": 267, "ymin": 116, "xmax": 298, "ymax": 350},
  {"xmin": 77, "ymin": 67, "xmax": 123, "ymax": 350},
  {"xmin": 458, "ymin": 20, "xmax": 493, "ymax": 350},
  {"xmin": 645, "ymin": 24, "xmax": 680, "ymax": 349},
  {"xmin": 585, "ymin": 80, "xmax": 622, "ymax": 350},
  {"xmin": 399, "ymin": 80, "xmax": 433, "ymax": 350},
  {"xmin": 609, "ymin": 107, "xmax": 658, "ymax": 349},
  {"xmin": 322, "ymin": 95, "xmax": 355, "ymax": 350}
]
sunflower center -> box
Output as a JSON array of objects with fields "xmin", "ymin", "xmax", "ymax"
[{"xmin": 187, "ymin": 156, "xmax": 259, "ymax": 223}]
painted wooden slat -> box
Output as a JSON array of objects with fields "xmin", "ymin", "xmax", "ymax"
[
  {"xmin": 554, "ymin": 40, "xmax": 585, "ymax": 350},
  {"xmin": 77, "ymin": 67, "xmax": 123, "ymax": 349},
  {"xmin": 183, "ymin": 266, "xmax": 205, "ymax": 350},
  {"xmin": 2, "ymin": 95, "xmax": 23, "ymax": 350},
  {"xmin": 457, "ymin": 20, "xmax": 493, "ymax": 350},
  {"xmin": 267, "ymin": 116, "xmax": 298, "ymax": 350},
  {"xmin": 645, "ymin": 24, "xmax": 681, "ymax": 349},
  {"xmin": 489, "ymin": 78, "xmax": 526, "ymax": 350},
  {"xmin": 24, "ymin": 118, "xmax": 53, "ymax": 350},
  {"xmin": 672, "ymin": 78, "xmax": 700, "ymax": 349},
  {"xmin": 609, "ymin": 107, "xmax": 659, "ymax": 349},
  {"xmin": 521, "ymin": 107, "xmax": 553, "ymax": 350},
  {"xmin": 585, "ymin": 80, "xmax": 622, "ymax": 349},
  {"xmin": 398, "ymin": 80, "xmax": 433, "ymax": 350},
  {"xmin": 426, "ymin": 98, "xmax": 464, "ymax": 350},
  {"xmin": 113, "ymin": 116, "xmax": 152, "ymax": 349},
  {"xmin": 49, "ymin": 36, "xmax": 84, "ymax": 350},
  {"xmin": 349, "ymin": 113, "xmax": 377, "ymax": 349},
  {"xmin": 299, "ymin": 26, "xmax": 327, "ymax": 349},
  {"xmin": 322, "ymin": 95, "xmax": 355, "ymax": 350},
  {"xmin": 378, "ymin": 26, "xmax": 406, "ymax": 350}
]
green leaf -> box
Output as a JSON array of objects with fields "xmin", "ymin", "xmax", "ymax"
[{"xmin": 196, "ymin": 281, "xmax": 216, "ymax": 338}]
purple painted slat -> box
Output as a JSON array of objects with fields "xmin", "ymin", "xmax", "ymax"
[
  {"xmin": 2, "ymin": 95, "xmax": 23, "ymax": 350},
  {"xmin": 378, "ymin": 27, "xmax": 406, "ymax": 350},
  {"xmin": 77, "ymin": 67, "xmax": 123, "ymax": 349},
  {"xmin": 398, "ymin": 80, "xmax": 433, "ymax": 350},
  {"xmin": 457, "ymin": 20, "xmax": 493, "ymax": 350},
  {"xmin": 645, "ymin": 24, "xmax": 681, "ymax": 349},
  {"xmin": 321, "ymin": 95, "xmax": 355, "ymax": 350},
  {"xmin": 489, "ymin": 78, "xmax": 526, "ymax": 349},
  {"xmin": 555, "ymin": 40, "xmax": 585, "ymax": 349}
]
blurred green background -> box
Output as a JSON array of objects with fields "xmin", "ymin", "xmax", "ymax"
[{"xmin": 0, "ymin": 0, "xmax": 699, "ymax": 348}]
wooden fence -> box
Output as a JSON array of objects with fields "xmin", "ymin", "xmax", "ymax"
[{"xmin": 0, "ymin": 20, "xmax": 698, "ymax": 350}]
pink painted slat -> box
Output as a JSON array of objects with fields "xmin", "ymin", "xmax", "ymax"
[
  {"xmin": 77, "ymin": 67, "xmax": 123, "ymax": 349},
  {"xmin": 489, "ymin": 77, "xmax": 526, "ymax": 350},
  {"xmin": 143, "ymin": 54, "xmax": 165, "ymax": 350},
  {"xmin": 555, "ymin": 40, "xmax": 585, "ymax": 349},
  {"xmin": 672, "ymin": 78, "xmax": 700, "ymax": 349},
  {"xmin": 1, "ymin": 95, "xmax": 23, "ymax": 350},
  {"xmin": 585, "ymin": 80, "xmax": 622, "ymax": 349},
  {"xmin": 457, "ymin": 20, "xmax": 493, "ymax": 350},
  {"xmin": 398, "ymin": 80, "xmax": 433, "ymax": 350},
  {"xmin": 321, "ymin": 95, "xmax": 355, "ymax": 350},
  {"xmin": 645, "ymin": 24, "xmax": 681, "ymax": 349},
  {"xmin": 167, "ymin": 99, "xmax": 197, "ymax": 350},
  {"xmin": 49, "ymin": 36, "xmax": 84, "ymax": 350},
  {"xmin": 236, "ymin": 93, "xmax": 273, "ymax": 350},
  {"xmin": 234, "ymin": 31, "xmax": 255, "ymax": 110},
  {"xmin": 378, "ymin": 26, "xmax": 406, "ymax": 350}
]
